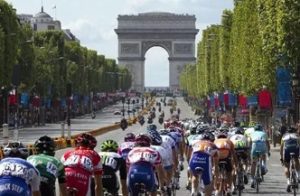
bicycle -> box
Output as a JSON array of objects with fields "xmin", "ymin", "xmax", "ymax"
[
  {"xmin": 235, "ymin": 151, "xmax": 247, "ymax": 196},
  {"xmin": 288, "ymin": 152, "xmax": 299, "ymax": 195},
  {"xmin": 66, "ymin": 187, "xmax": 78, "ymax": 196},
  {"xmin": 193, "ymin": 166, "xmax": 204, "ymax": 196},
  {"xmin": 254, "ymin": 152, "xmax": 264, "ymax": 193},
  {"xmin": 130, "ymin": 183, "xmax": 148, "ymax": 196},
  {"xmin": 216, "ymin": 161, "xmax": 230, "ymax": 196}
]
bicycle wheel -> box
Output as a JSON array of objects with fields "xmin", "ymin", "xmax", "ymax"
[
  {"xmin": 291, "ymin": 170, "xmax": 297, "ymax": 196},
  {"xmin": 237, "ymin": 172, "xmax": 243, "ymax": 196},
  {"xmin": 255, "ymin": 163, "xmax": 260, "ymax": 193}
]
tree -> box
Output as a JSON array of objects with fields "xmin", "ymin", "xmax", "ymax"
[{"xmin": 0, "ymin": 0, "xmax": 19, "ymax": 87}]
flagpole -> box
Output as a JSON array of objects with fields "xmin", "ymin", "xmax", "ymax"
[{"xmin": 53, "ymin": 5, "xmax": 57, "ymax": 20}]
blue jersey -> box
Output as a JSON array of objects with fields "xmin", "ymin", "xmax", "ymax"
[
  {"xmin": 0, "ymin": 158, "xmax": 40, "ymax": 196},
  {"xmin": 250, "ymin": 131, "xmax": 268, "ymax": 142}
]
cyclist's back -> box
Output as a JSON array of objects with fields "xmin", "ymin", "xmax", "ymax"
[
  {"xmin": 61, "ymin": 133, "xmax": 102, "ymax": 196},
  {"xmin": 250, "ymin": 126, "xmax": 268, "ymax": 155},
  {"xmin": 127, "ymin": 134, "xmax": 161, "ymax": 195},
  {"xmin": 281, "ymin": 130, "xmax": 299, "ymax": 163},
  {"xmin": 27, "ymin": 136, "xmax": 66, "ymax": 196},
  {"xmin": 100, "ymin": 140, "xmax": 127, "ymax": 196},
  {"xmin": 0, "ymin": 142, "xmax": 40, "ymax": 196},
  {"xmin": 28, "ymin": 154, "xmax": 64, "ymax": 195}
]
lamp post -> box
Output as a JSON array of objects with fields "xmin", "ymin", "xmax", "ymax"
[
  {"xmin": 127, "ymin": 98, "xmax": 131, "ymax": 118},
  {"xmin": 141, "ymin": 97, "xmax": 144, "ymax": 110},
  {"xmin": 292, "ymin": 70, "xmax": 300, "ymax": 123}
]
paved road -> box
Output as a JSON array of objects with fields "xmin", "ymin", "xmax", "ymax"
[
  {"xmin": 54, "ymin": 97, "xmax": 290, "ymax": 195},
  {"xmin": 0, "ymin": 100, "xmax": 140, "ymax": 145}
]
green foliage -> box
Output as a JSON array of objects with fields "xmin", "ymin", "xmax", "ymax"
[
  {"xmin": 0, "ymin": 0, "xmax": 19, "ymax": 87},
  {"xmin": 180, "ymin": 0, "xmax": 300, "ymax": 98},
  {"xmin": 0, "ymin": 2, "xmax": 131, "ymax": 97}
]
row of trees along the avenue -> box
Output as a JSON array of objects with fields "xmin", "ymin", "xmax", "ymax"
[
  {"xmin": 180, "ymin": 0, "xmax": 300, "ymax": 123},
  {"xmin": 0, "ymin": 0, "xmax": 132, "ymax": 126}
]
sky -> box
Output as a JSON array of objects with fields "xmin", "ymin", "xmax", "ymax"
[{"xmin": 7, "ymin": 0, "xmax": 234, "ymax": 87}]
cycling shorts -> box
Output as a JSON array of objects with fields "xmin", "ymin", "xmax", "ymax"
[
  {"xmin": 235, "ymin": 148, "xmax": 249, "ymax": 162},
  {"xmin": 251, "ymin": 141, "xmax": 267, "ymax": 159},
  {"xmin": 164, "ymin": 164, "xmax": 173, "ymax": 171},
  {"xmin": 283, "ymin": 146, "xmax": 299, "ymax": 163},
  {"xmin": 189, "ymin": 151, "xmax": 213, "ymax": 186},
  {"xmin": 127, "ymin": 162, "xmax": 156, "ymax": 194},
  {"xmin": 102, "ymin": 172, "xmax": 119, "ymax": 195},
  {"xmin": 0, "ymin": 176, "xmax": 30, "ymax": 196},
  {"xmin": 218, "ymin": 157, "xmax": 233, "ymax": 173}
]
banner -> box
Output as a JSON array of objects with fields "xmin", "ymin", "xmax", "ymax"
[
  {"xmin": 247, "ymin": 95, "xmax": 258, "ymax": 106},
  {"xmin": 20, "ymin": 92, "xmax": 30, "ymax": 107},
  {"xmin": 276, "ymin": 67, "xmax": 292, "ymax": 106}
]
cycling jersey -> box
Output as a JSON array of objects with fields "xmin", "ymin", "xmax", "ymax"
[
  {"xmin": 230, "ymin": 134, "xmax": 249, "ymax": 161},
  {"xmin": 118, "ymin": 141, "xmax": 135, "ymax": 160},
  {"xmin": 230, "ymin": 134, "xmax": 248, "ymax": 149},
  {"xmin": 151, "ymin": 144, "xmax": 172, "ymax": 169},
  {"xmin": 214, "ymin": 138, "xmax": 235, "ymax": 160},
  {"xmin": 27, "ymin": 154, "xmax": 65, "ymax": 196},
  {"xmin": 99, "ymin": 151, "xmax": 126, "ymax": 194},
  {"xmin": 244, "ymin": 127, "xmax": 255, "ymax": 138},
  {"xmin": 127, "ymin": 147, "xmax": 161, "ymax": 194},
  {"xmin": 281, "ymin": 133, "xmax": 300, "ymax": 162},
  {"xmin": 61, "ymin": 147, "xmax": 102, "ymax": 196},
  {"xmin": 0, "ymin": 157, "xmax": 40, "ymax": 196},
  {"xmin": 189, "ymin": 140, "xmax": 218, "ymax": 185},
  {"xmin": 161, "ymin": 134, "xmax": 176, "ymax": 150},
  {"xmin": 249, "ymin": 131, "xmax": 268, "ymax": 158}
]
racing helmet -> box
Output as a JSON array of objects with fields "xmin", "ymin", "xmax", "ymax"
[
  {"xmin": 147, "ymin": 124, "xmax": 157, "ymax": 131},
  {"xmin": 34, "ymin": 135, "xmax": 56, "ymax": 156},
  {"xmin": 159, "ymin": 129, "xmax": 170, "ymax": 135},
  {"xmin": 287, "ymin": 127, "xmax": 297, "ymax": 133},
  {"xmin": 135, "ymin": 134, "xmax": 152, "ymax": 147},
  {"xmin": 148, "ymin": 129, "xmax": 162, "ymax": 145},
  {"xmin": 101, "ymin": 140, "xmax": 119, "ymax": 152},
  {"xmin": 124, "ymin": 132, "xmax": 136, "ymax": 142},
  {"xmin": 75, "ymin": 133, "xmax": 97, "ymax": 149},
  {"xmin": 3, "ymin": 141, "xmax": 29, "ymax": 159},
  {"xmin": 254, "ymin": 124, "xmax": 263, "ymax": 131}
]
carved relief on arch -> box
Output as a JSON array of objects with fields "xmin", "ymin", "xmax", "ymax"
[{"xmin": 142, "ymin": 40, "xmax": 172, "ymax": 56}]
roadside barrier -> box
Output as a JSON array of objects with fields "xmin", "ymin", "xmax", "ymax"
[
  {"xmin": 0, "ymin": 98, "xmax": 157, "ymax": 156},
  {"xmin": 27, "ymin": 144, "xmax": 37, "ymax": 155}
]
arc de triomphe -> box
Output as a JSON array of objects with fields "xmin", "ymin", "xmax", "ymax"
[{"xmin": 115, "ymin": 12, "xmax": 199, "ymax": 92}]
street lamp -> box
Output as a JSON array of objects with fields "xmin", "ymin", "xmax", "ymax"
[
  {"xmin": 127, "ymin": 98, "xmax": 131, "ymax": 118},
  {"xmin": 141, "ymin": 97, "xmax": 144, "ymax": 110},
  {"xmin": 121, "ymin": 97, "xmax": 125, "ymax": 117}
]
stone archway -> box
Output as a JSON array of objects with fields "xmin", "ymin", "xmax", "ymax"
[{"xmin": 115, "ymin": 12, "xmax": 199, "ymax": 92}]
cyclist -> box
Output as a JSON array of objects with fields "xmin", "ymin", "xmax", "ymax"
[
  {"xmin": 99, "ymin": 140, "xmax": 127, "ymax": 196},
  {"xmin": 0, "ymin": 141, "xmax": 40, "ymax": 196},
  {"xmin": 249, "ymin": 124, "xmax": 270, "ymax": 188},
  {"xmin": 160, "ymin": 129, "xmax": 178, "ymax": 175},
  {"xmin": 61, "ymin": 133, "xmax": 103, "ymax": 196},
  {"xmin": 148, "ymin": 129, "xmax": 172, "ymax": 193},
  {"xmin": 169, "ymin": 124, "xmax": 185, "ymax": 171},
  {"xmin": 229, "ymin": 128, "xmax": 249, "ymax": 192},
  {"xmin": 280, "ymin": 127, "xmax": 300, "ymax": 192},
  {"xmin": 27, "ymin": 135, "xmax": 67, "ymax": 196},
  {"xmin": 119, "ymin": 132, "xmax": 136, "ymax": 160},
  {"xmin": 214, "ymin": 130, "xmax": 237, "ymax": 195},
  {"xmin": 127, "ymin": 134, "xmax": 164, "ymax": 196},
  {"xmin": 189, "ymin": 132, "xmax": 218, "ymax": 196}
]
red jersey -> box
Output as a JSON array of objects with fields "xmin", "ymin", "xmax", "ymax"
[{"xmin": 61, "ymin": 147, "xmax": 102, "ymax": 196}]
